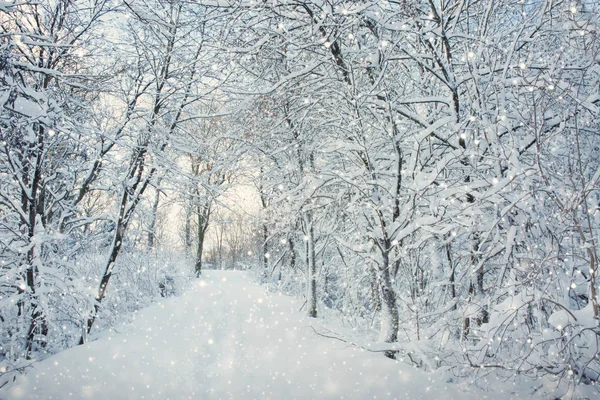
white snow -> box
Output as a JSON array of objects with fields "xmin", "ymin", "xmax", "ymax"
[{"xmin": 2, "ymin": 271, "xmax": 482, "ymax": 400}]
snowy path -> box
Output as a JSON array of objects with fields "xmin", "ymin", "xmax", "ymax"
[{"xmin": 2, "ymin": 271, "xmax": 482, "ymax": 400}]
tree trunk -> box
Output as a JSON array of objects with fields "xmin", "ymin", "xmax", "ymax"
[
  {"xmin": 471, "ymin": 235, "xmax": 488, "ymax": 326},
  {"xmin": 195, "ymin": 204, "xmax": 209, "ymax": 277},
  {"xmin": 80, "ymin": 192, "xmax": 128, "ymax": 344},
  {"xmin": 184, "ymin": 207, "xmax": 192, "ymax": 255},
  {"xmin": 195, "ymin": 229, "xmax": 204, "ymax": 277},
  {"xmin": 288, "ymin": 237, "xmax": 296, "ymax": 270},
  {"xmin": 80, "ymin": 148, "xmax": 155, "ymax": 344},
  {"xmin": 305, "ymin": 214, "xmax": 317, "ymax": 318},
  {"xmin": 24, "ymin": 124, "xmax": 48, "ymax": 356},
  {"xmin": 261, "ymin": 223, "xmax": 268, "ymax": 281},
  {"xmin": 147, "ymin": 184, "xmax": 161, "ymax": 250},
  {"xmin": 445, "ymin": 242, "xmax": 457, "ymax": 310},
  {"xmin": 379, "ymin": 250, "xmax": 399, "ymax": 359}
]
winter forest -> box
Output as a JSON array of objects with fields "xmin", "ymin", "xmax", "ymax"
[{"xmin": 0, "ymin": 0, "xmax": 599, "ymax": 398}]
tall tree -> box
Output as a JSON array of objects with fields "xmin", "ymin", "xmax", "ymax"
[{"xmin": 0, "ymin": 0, "xmax": 111, "ymax": 359}]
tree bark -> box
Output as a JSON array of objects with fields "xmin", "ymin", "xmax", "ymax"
[
  {"xmin": 24, "ymin": 124, "xmax": 49, "ymax": 356},
  {"xmin": 184, "ymin": 206, "xmax": 192, "ymax": 255},
  {"xmin": 261, "ymin": 224, "xmax": 269, "ymax": 281},
  {"xmin": 195, "ymin": 204, "xmax": 210, "ymax": 277},
  {"xmin": 288, "ymin": 237, "xmax": 296, "ymax": 270},
  {"xmin": 80, "ymin": 141, "xmax": 156, "ymax": 344},
  {"xmin": 147, "ymin": 183, "xmax": 161, "ymax": 250},
  {"xmin": 305, "ymin": 214, "xmax": 317, "ymax": 318},
  {"xmin": 379, "ymin": 250, "xmax": 399, "ymax": 359}
]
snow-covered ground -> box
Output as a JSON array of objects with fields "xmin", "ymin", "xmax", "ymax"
[{"xmin": 3, "ymin": 271, "xmax": 501, "ymax": 400}]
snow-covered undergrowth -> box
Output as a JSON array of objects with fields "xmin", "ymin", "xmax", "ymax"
[
  {"xmin": 252, "ymin": 262, "xmax": 600, "ymax": 399},
  {"xmin": 77, "ymin": 250, "xmax": 194, "ymax": 335},
  {"xmin": 0, "ymin": 249, "xmax": 194, "ymax": 389}
]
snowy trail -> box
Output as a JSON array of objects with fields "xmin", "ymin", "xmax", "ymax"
[{"xmin": 2, "ymin": 271, "xmax": 481, "ymax": 400}]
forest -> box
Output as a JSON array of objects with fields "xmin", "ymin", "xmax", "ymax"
[{"xmin": 0, "ymin": 0, "xmax": 599, "ymax": 398}]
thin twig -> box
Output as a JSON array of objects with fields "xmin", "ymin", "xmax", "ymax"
[{"xmin": 309, "ymin": 325, "xmax": 398, "ymax": 354}]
